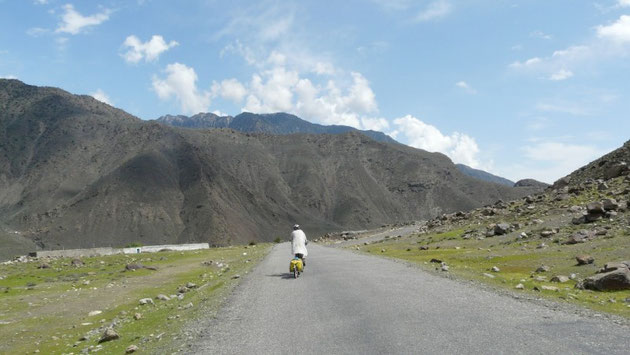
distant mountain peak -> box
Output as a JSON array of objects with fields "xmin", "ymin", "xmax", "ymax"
[{"xmin": 155, "ymin": 111, "xmax": 398, "ymax": 144}]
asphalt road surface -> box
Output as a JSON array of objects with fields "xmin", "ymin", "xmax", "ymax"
[{"xmin": 190, "ymin": 243, "xmax": 630, "ymax": 354}]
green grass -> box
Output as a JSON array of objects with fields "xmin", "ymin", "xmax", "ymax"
[
  {"xmin": 0, "ymin": 245, "xmax": 271, "ymax": 354},
  {"xmin": 359, "ymin": 226, "xmax": 630, "ymax": 318}
]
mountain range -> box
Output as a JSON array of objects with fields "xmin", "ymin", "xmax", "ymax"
[
  {"xmin": 155, "ymin": 112, "xmax": 531, "ymax": 187},
  {"xmin": 0, "ymin": 79, "xmax": 543, "ymax": 258}
]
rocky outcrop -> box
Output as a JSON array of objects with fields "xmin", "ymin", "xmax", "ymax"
[{"xmin": 577, "ymin": 261, "xmax": 630, "ymax": 291}]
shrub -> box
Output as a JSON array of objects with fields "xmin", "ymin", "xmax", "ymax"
[
  {"xmin": 249, "ymin": 241, "xmax": 257, "ymax": 246},
  {"xmin": 273, "ymin": 237, "xmax": 282, "ymax": 244}
]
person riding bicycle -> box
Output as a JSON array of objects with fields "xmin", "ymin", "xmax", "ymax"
[{"xmin": 291, "ymin": 224, "xmax": 308, "ymax": 267}]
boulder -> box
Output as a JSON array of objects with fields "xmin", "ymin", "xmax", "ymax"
[
  {"xmin": 71, "ymin": 259, "xmax": 84, "ymax": 267},
  {"xmin": 551, "ymin": 275, "xmax": 570, "ymax": 283},
  {"xmin": 494, "ymin": 223, "xmax": 511, "ymax": 236},
  {"xmin": 419, "ymin": 246, "xmax": 429, "ymax": 250},
  {"xmin": 540, "ymin": 230, "xmax": 555, "ymax": 238},
  {"xmin": 552, "ymin": 176, "xmax": 571, "ymax": 190},
  {"xmin": 586, "ymin": 201, "xmax": 605, "ymax": 214},
  {"xmin": 156, "ymin": 294, "xmax": 170, "ymax": 301},
  {"xmin": 599, "ymin": 261, "xmax": 630, "ymax": 273},
  {"xmin": 602, "ymin": 198, "xmax": 619, "ymax": 211},
  {"xmin": 578, "ymin": 269, "xmax": 630, "ymax": 291},
  {"xmin": 491, "ymin": 266, "xmax": 500, "ymax": 272},
  {"xmin": 139, "ymin": 298, "xmax": 154, "ymax": 305},
  {"xmin": 536, "ymin": 265, "xmax": 550, "ymax": 273},
  {"xmin": 126, "ymin": 345, "xmax": 139, "ymax": 353},
  {"xmin": 604, "ymin": 162, "xmax": 629, "ymax": 180},
  {"xmin": 98, "ymin": 328, "xmax": 119, "ymax": 343},
  {"xmin": 576, "ymin": 255, "xmax": 594, "ymax": 265},
  {"xmin": 564, "ymin": 230, "xmax": 595, "ymax": 245},
  {"xmin": 125, "ymin": 263, "xmax": 145, "ymax": 271}
]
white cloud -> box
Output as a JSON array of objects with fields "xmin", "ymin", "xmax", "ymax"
[
  {"xmin": 391, "ymin": 115, "xmax": 481, "ymax": 168},
  {"xmin": 34, "ymin": 0, "xmax": 48, "ymax": 4},
  {"xmin": 121, "ymin": 35, "xmax": 178, "ymax": 63},
  {"xmin": 152, "ymin": 63, "xmax": 212, "ymax": 115},
  {"xmin": 514, "ymin": 142, "xmax": 607, "ymax": 183},
  {"xmin": 90, "ymin": 89, "xmax": 112, "ymax": 105},
  {"xmin": 549, "ymin": 69, "xmax": 573, "ymax": 81},
  {"xmin": 56, "ymin": 4, "xmax": 111, "ymax": 35},
  {"xmin": 509, "ymin": 57, "xmax": 541, "ymax": 68},
  {"xmin": 618, "ymin": 0, "xmax": 630, "ymax": 7},
  {"xmin": 416, "ymin": 0, "xmax": 452, "ymax": 22},
  {"xmin": 455, "ymin": 81, "xmax": 476, "ymax": 94},
  {"xmin": 1, "ymin": 74, "xmax": 18, "ymax": 79},
  {"xmin": 597, "ymin": 15, "xmax": 630, "ymax": 43},
  {"xmin": 211, "ymin": 78, "xmax": 247, "ymax": 103}
]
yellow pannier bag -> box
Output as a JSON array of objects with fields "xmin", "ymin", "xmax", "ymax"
[{"xmin": 290, "ymin": 258, "xmax": 303, "ymax": 273}]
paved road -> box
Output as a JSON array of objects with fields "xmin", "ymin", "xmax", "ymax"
[
  {"xmin": 190, "ymin": 243, "xmax": 630, "ymax": 354},
  {"xmin": 329, "ymin": 224, "xmax": 420, "ymax": 248}
]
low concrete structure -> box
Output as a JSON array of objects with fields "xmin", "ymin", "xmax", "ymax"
[
  {"xmin": 31, "ymin": 243, "xmax": 210, "ymax": 258},
  {"xmin": 122, "ymin": 243, "xmax": 210, "ymax": 254}
]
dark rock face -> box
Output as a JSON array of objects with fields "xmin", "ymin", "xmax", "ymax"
[
  {"xmin": 0, "ymin": 79, "xmax": 539, "ymax": 253},
  {"xmin": 578, "ymin": 269, "xmax": 630, "ymax": 291}
]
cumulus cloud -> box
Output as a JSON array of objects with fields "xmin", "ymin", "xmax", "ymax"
[
  {"xmin": 619, "ymin": 0, "xmax": 630, "ymax": 7},
  {"xmin": 121, "ymin": 35, "xmax": 178, "ymax": 63},
  {"xmin": 56, "ymin": 4, "xmax": 111, "ymax": 35},
  {"xmin": 416, "ymin": 0, "xmax": 452, "ymax": 22},
  {"xmin": 152, "ymin": 63, "xmax": 211, "ymax": 115},
  {"xmin": 597, "ymin": 15, "xmax": 630, "ymax": 43},
  {"xmin": 1, "ymin": 74, "xmax": 18, "ymax": 79},
  {"xmin": 391, "ymin": 115, "xmax": 481, "ymax": 168},
  {"xmin": 455, "ymin": 81, "xmax": 476, "ymax": 94},
  {"xmin": 90, "ymin": 89, "xmax": 112, "ymax": 105},
  {"xmin": 212, "ymin": 78, "xmax": 247, "ymax": 103},
  {"xmin": 514, "ymin": 141, "xmax": 607, "ymax": 183}
]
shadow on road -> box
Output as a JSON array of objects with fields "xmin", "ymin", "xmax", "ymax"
[{"xmin": 266, "ymin": 273, "xmax": 299, "ymax": 280}]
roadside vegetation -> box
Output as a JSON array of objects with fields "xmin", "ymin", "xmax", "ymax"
[
  {"xmin": 351, "ymin": 174, "xmax": 630, "ymax": 319},
  {"xmin": 0, "ymin": 245, "xmax": 270, "ymax": 354}
]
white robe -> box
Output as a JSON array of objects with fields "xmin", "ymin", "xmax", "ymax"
[{"xmin": 291, "ymin": 229, "xmax": 308, "ymax": 257}]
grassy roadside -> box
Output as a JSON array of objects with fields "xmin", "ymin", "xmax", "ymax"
[
  {"xmin": 355, "ymin": 227, "xmax": 630, "ymax": 319},
  {"xmin": 0, "ymin": 244, "xmax": 271, "ymax": 354}
]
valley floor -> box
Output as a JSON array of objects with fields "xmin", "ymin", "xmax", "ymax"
[{"xmin": 185, "ymin": 243, "xmax": 630, "ymax": 354}]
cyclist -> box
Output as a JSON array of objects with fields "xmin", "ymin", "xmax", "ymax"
[{"xmin": 291, "ymin": 224, "xmax": 308, "ymax": 267}]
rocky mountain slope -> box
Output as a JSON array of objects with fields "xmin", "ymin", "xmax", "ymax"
[
  {"xmin": 157, "ymin": 113, "xmax": 529, "ymax": 187},
  {"xmin": 0, "ymin": 79, "xmax": 540, "ymax": 255}
]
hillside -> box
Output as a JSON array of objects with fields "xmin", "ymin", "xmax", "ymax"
[
  {"xmin": 0, "ymin": 79, "xmax": 540, "ymax": 256},
  {"xmin": 337, "ymin": 138, "xmax": 630, "ymax": 318}
]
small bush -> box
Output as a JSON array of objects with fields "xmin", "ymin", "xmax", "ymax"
[
  {"xmin": 125, "ymin": 242, "xmax": 143, "ymax": 248},
  {"xmin": 249, "ymin": 241, "xmax": 257, "ymax": 246},
  {"xmin": 273, "ymin": 237, "xmax": 282, "ymax": 244}
]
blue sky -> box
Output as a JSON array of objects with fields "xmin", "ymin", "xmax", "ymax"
[{"xmin": 2, "ymin": 0, "xmax": 630, "ymax": 183}]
